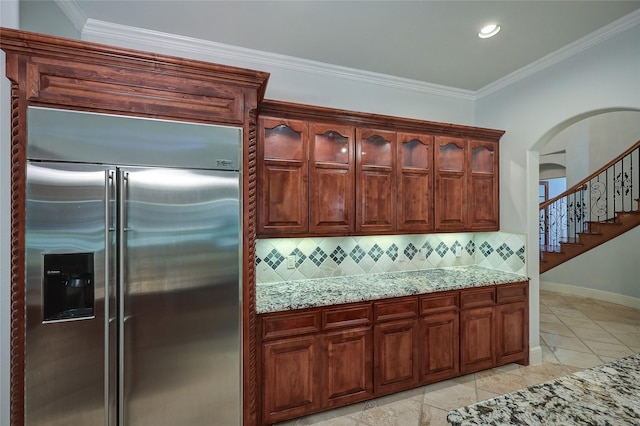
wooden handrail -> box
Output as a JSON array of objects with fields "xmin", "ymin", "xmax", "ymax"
[{"xmin": 539, "ymin": 139, "xmax": 640, "ymax": 210}]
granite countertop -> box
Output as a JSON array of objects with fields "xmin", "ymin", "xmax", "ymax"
[
  {"xmin": 447, "ymin": 353, "xmax": 640, "ymax": 425},
  {"xmin": 256, "ymin": 265, "xmax": 527, "ymax": 314}
]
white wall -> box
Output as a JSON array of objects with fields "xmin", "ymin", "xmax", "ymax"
[
  {"xmin": 476, "ymin": 23, "xmax": 640, "ymax": 357},
  {"xmin": 1, "ymin": 2, "xmax": 19, "ymax": 426},
  {"xmin": 588, "ymin": 111, "xmax": 640, "ymax": 172}
]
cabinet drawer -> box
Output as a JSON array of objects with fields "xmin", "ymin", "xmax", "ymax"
[
  {"xmin": 419, "ymin": 292, "xmax": 459, "ymax": 315},
  {"xmin": 374, "ymin": 298, "xmax": 418, "ymax": 322},
  {"xmin": 261, "ymin": 310, "xmax": 321, "ymax": 341},
  {"xmin": 460, "ymin": 287, "xmax": 495, "ymax": 309},
  {"xmin": 496, "ymin": 282, "xmax": 528, "ymax": 304},
  {"xmin": 323, "ymin": 303, "xmax": 372, "ymax": 331}
]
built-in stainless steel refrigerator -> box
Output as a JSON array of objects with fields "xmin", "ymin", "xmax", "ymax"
[{"xmin": 25, "ymin": 107, "xmax": 242, "ymax": 425}]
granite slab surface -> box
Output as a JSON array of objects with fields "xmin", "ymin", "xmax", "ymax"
[
  {"xmin": 447, "ymin": 353, "xmax": 640, "ymax": 426},
  {"xmin": 256, "ymin": 265, "xmax": 527, "ymax": 314}
]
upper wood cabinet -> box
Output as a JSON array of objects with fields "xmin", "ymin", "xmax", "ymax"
[
  {"xmin": 356, "ymin": 129, "xmax": 397, "ymax": 233},
  {"xmin": 434, "ymin": 137, "xmax": 499, "ymax": 231},
  {"xmin": 435, "ymin": 137, "xmax": 468, "ymax": 231},
  {"xmin": 397, "ymin": 133, "xmax": 434, "ymax": 232},
  {"xmin": 469, "ymin": 140, "xmax": 499, "ymax": 230},
  {"xmin": 310, "ymin": 123, "xmax": 356, "ymax": 234},
  {"xmin": 258, "ymin": 117, "xmax": 309, "ymax": 235},
  {"xmin": 256, "ymin": 100, "xmax": 503, "ymax": 237}
]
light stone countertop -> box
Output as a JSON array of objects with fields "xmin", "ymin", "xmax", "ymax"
[
  {"xmin": 447, "ymin": 353, "xmax": 640, "ymax": 425},
  {"xmin": 256, "ymin": 265, "xmax": 528, "ymax": 314}
]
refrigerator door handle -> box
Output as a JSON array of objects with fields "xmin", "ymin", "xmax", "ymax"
[
  {"xmin": 104, "ymin": 169, "xmax": 114, "ymax": 426},
  {"xmin": 117, "ymin": 169, "xmax": 128, "ymax": 426}
]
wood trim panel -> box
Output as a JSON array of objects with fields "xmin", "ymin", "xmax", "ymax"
[
  {"xmin": 259, "ymin": 99, "xmax": 505, "ymax": 141},
  {"xmin": 373, "ymin": 297, "xmax": 418, "ymax": 322},
  {"xmin": 322, "ymin": 303, "xmax": 372, "ymax": 331},
  {"xmin": 459, "ymin": 287, "xmax": 496, "ymax": 309},
  {"xmin": 0, "ymin": 28, "xmax": 269, "ymax": 426},
  {"xmin": 419, "ymin": 291, "xmax": 459, "ymax": 315},
  {"xmin": 262, "ymin": 310, "xmax": 322, "ymax": 341}
]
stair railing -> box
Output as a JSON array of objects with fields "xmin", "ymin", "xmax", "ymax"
[{"xmin": 540, "ymin": 140, "xmax": 640, "ymax": 253}]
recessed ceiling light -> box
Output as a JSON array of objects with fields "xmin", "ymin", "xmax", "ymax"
[{"xmin": 479, "ymin": 24, "xmax": 501, "ymax": 39}]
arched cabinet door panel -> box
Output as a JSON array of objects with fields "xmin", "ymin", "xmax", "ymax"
[
  {"xmin": 258, "ymin": 117, "xmax": 310, "ymax": 235},
  {"xmin": 310, "ymin": 123, "xmax": 356, "ymax": 234},
  {"xmin": 469, "ymin": 140, "xmax": 499, "ymax": 230},
  {"xmin": 397, "ymin": 133, "xmax": 434, "ymax": 232}
]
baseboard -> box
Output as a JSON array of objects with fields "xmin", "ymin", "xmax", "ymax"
[
  {"xmin": 540, "ymin": 281, "xmax": 640, "ymax": 310},
  {"xmin": 529, "ymin": 346, "xmax": 543, "ymax": 366}
]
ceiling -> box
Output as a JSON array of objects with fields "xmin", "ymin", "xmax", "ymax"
[{"xmin": 65, "ymin": 1, "xmax": 640, "ymax": 91}]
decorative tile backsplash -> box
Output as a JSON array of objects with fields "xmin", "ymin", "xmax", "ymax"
[{"xmin": 256, "ymin": 232, "xmax": 527, "ymax": 283}]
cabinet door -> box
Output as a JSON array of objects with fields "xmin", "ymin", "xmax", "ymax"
[
  {"xmin": 435, "ymin": 136, "xmax": 467, "ymax": 230},
  {"xmin": 420, "ymin": 312, "xmax": 459, "ymax": 384},
  {"xmin": 469, "ymin": 140, "xmax": 499, "ymax": 230},
  {"xmin": 397, "ymin": 133, "xmax": 434, "ymax": 231},
  {"xmin": 496, "ymin": 301, "xmax": 528, "ymax": 366},
  {"xmin": 322, "ymin": 327, "xmax": 373, "ymax": 408},
  {"xmin": 374, "ymin": 319, "xmax": 419, "ymax": 395},
  {"xmin": 356, "ymin": 129, "xmax": 396, "ymax": 232},
  {"xmin": 262, "ymin": 335, "xmax": 321, "ymax": 423},
  {"xmin": 258, "ymin": 117, "xmax": 309, "ymax": 235},
  {"xmin": 460, "ymin": 306, "xmax": 495, "ymax": 374},
  {"xmin": 309, "ymin": 123, "xmax": 355, "ymax": 234}
]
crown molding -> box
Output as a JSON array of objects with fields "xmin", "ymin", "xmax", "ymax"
[
  {"xmin": 54, "ymin": 0, "xmax": 86, "ymax": 32},
  {"xmin": 81, "ymin": 19, "xmax": 476, "ymax": 101},
  {"xmin": 69, "ymin": 3, "xmax": 640, "ymax": 103},
  {"xmin": 477, "ymin": 8, "xmax": 640, "ymax": 99}
]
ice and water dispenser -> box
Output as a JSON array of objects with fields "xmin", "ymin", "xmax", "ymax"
[{"xmin": 43, "ymin": 253, "xmax": 95, "ymax": 321}]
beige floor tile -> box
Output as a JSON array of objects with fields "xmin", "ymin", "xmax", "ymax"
[
  {"xmin": 557, "ymin": 315, "xmax": 603, "ymax": 330},
  {"xmin": 540, "ymin": 321, "xmax": 576, "ymax": 337},
  {"xmin": 540, "ymin": 294, "xmax": 573, "ymax": 307},
  {"xmin": 540, "ymin": 312, "xmax": 563, "ymax": 324},
  {"xmin": 540, "ymin": 332, "xmax": 592, "ymax": 353},
  {"xmin": 518, "ymin": 363, "xmax": 569, "ymax": 386},
  {"xmin": 422, "ymin": 380, "xmax": 478, "ymax": 411},
  {"xmin": 541, "ymin": 344, "xmax": 561, "ymax": 364},
  {"xmin": 548, "ymin": 306, "xmax": 590, "ymax": 319},
  {"xmin": 539, "ymin": 304, "xmax": 553, "ymax": 314},
  {"xmin": 419, "ymin": 405, "xmax": 450, "ymax": 426},
  {"xmin": 582, "ymin": 339, "xmax": 635, "ymax": 359},
  {"xmin": 568, "ymin": 325, "xmax": 622, "ymax": 344},
  {"xmin": 476, "ymin": 389, "xmax": 501, "ymax": 402},
  {"xmin": 475, "ymin": 372, "xmax": 528, "ymax": 394},
  {"xmin": 610, "ymin": 332, "xmax": 640, "ymax": 347},
  {"xmin": 584, "ymin": 310, "xmax": 633, "ymax": 322},
  {"xmin": 360, "ymin": 394, "xmax": 423, "ymax": 426},
  {"xmin": 551, "ymin": 347, "xmax": 604, "ymax": 369},
  {"xmin": 597, "ymin": 320, "xmax": 640, "ymax": 334}
]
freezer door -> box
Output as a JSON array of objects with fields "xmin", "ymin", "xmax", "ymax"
[
  {"xmin": 25, "ymin": 162, "xmax": 115, "ymax": 426},
  {"xmin": 119, "ymin": 167, "xmax": 240, "ymax": 426}
]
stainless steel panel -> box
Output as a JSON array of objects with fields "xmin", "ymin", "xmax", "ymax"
[
  {"xmin": 25, "ymin": 163, "xmax": 108, "ymax": 426},
  {"xmin": 121, "ymin": 167, "xmax": 241, "ymax": 426},
  {"xmin": 27, "ymin": 106, "xmax": 242, "ymax": 171}
]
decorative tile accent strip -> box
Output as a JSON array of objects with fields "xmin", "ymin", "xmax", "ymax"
[{"xmin": 256, "ymin": 232, "xmax": 527, "ymax": 283}]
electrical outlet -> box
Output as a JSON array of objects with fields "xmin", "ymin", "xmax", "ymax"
[
  {"xmin": 455, "ymin": 246, "xmax": 462, "ymax": 257},
  {"xmin": 419, "ymin": 248, "xmax": 426, "ymax": 260},
  {"xmin": 398, "ymin": 252, "xmax": 405, "ymax": 261},
  {"xmin": 286, "ymin": 255, "xmax": 296, "ymax": 269}
]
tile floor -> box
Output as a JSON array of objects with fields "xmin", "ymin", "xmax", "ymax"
[{"xmin": 275, "ymin": 290, "xmax": 640, "ymax": 426}]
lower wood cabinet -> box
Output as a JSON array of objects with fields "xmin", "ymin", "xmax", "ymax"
[
  {"xmin": 258, "ymin": 281, "xmax": 529, "ymax": 425},
  {"xmin": 322, "ymin": 327, "xmax": 373, "ymax": 408},
  {"xmin": 460, "ymin": 306, "xmax": 496, "ymax": 374},
  {"xmin": 420, "ymin": 311, "xmax": 459, "ymax": 383},
  {"xmin": 261, "ymin": 335, "xmax": 321, "ymax": 423}
]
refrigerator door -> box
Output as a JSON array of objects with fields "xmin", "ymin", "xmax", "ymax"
[
  {"xmin": 25, "ymin": 162, "xmax": 114, "ymax": 426},
  {"xmin": 119, "ymin": 167, "xmax": 240, "ymax": 425}
]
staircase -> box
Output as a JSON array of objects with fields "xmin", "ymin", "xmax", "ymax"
[{"xmin": 540, "ymin": 140, "xmax": 640, "ymax": 274}]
